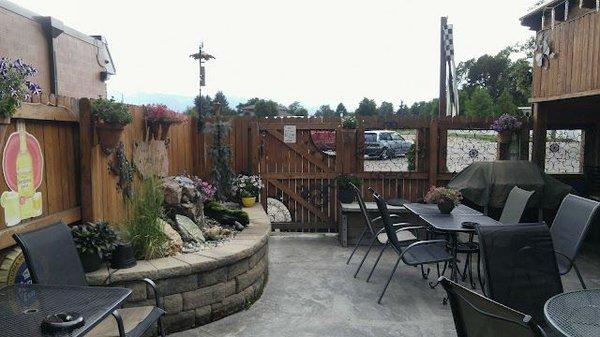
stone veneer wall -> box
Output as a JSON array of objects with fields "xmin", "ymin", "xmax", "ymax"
[{"xmin": 87, "ymin": 204, "xmax": 270, "ymax": 334}]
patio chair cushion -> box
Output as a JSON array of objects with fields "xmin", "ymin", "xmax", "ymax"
[
  {"xmin": 87, "ymin": 306, "xmax": 165, "ymax": 337},
  {"xmin": 401, "ymin": 242, "xmax": 454, "ymax": 266},
  {"xmin": 377, "ymin": 230, "xmax": 417, "ymax": 245}
]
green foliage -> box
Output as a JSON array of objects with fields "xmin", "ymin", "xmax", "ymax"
[
  {"xmin": 335, "ymin": 103, "xmax": 348, "ymax": 115},
  {"xmin": 465, "ymin": 87, "xmax": 495, "ymax": 117},
  {"xmin": 288, "ymin": 101, "xmax": 308, "ymax": 117},
  {"xmin": 213, "ymin": 91, "xmax": 236, "ymax": 115},
  {"xmin": 315, "ymin": 104, "xmax": 335, "ymax": 117},
  {"xmin": 496, "ymin": 89, "xmax": 518, "ymax": 115},
  {"xmin": 335, "ymin": 175, "xmax": 362, "ymax": 189},
  {"xmin": 205, "ymin": 200, "xmax": 250, "ymax": 226},
  {"xmin": 71, "ymin": 221, "xmax": 118, "ymax": 260},
  {"xmin": 356, "ymin": 98, "xmax": 377, "ymax": 116},
  {"xmin": 378, "ymin": 101, "xmax": 395, "ymax": 116},
  {"xmin": 92, "ymin": 97, "xmax": 133, "ymax": 125},
  {"xmin": 396, "ymin": 101, "xmax": 410, "ymax": 115},
  {"xmin": 406, "ymin": 143, "xmax": 416, "ymax": 171},
  {"xmin": 184, "ymin": 106, "xmax": 198, "ymax": 117},
  {"xmin": 254, "ymin": 99, "xmax": 279, "ymax": 117},
  {"xmin": 341, "ymin": 114, "xmax": 357, "ymax": 128},
  {"xmin": 194, "ymin": 94, "xmax": 213, "ymax": 118},
  {"xmin": 408, "ymin": 99, "xmax": 438, "ymax": 117},
  {"xmin": 122, "ymin": 176, "xmax": 169, "ymax": 260}
]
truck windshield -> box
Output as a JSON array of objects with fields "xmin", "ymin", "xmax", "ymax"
[{"xmin": 365, "ymin": 133, "xmax": 377, "ymax": 142}]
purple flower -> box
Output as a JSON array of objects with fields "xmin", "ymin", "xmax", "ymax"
[{"xmin": 491, "ymin": 114, "xmax": 522, "ymax": 132}]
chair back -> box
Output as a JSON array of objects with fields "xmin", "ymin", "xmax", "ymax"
[
  {"xmin": 371, "ymin": 189, "xmax": 402, "ymax": 251},
  {"xmin": 550, "ymin": 194, "xmax": 600, "ymax": 271},
  {"xmin": 499, "ymin": 186, "xmax": 535, "ymax": 224},
  {"xmin": 13, "ymin": 222, "xmax": 88, "ymax": 286},
  {"xmin": 439, "ymin": 277, "xmax": 545, "ymax": 337},
  {"xmin": 477, "ymin": 223, "xmax": 562, "ymax": 323},
  {"xmin": 350, "ymin": 182, "xmax": 375, "ymax": 235}
]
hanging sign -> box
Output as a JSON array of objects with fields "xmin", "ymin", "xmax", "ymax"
[
  {"xmin": 283, "ymin": 125, "xmax": 296, "ymax": 143},
  {"xmin": 0, "ymin": 122, "xmax": 44, "ymax": 227}
]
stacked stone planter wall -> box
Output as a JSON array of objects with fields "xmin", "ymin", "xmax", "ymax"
[{"xmin": 87, "ymin": 205, "xmax": 270, "ymax": 334}]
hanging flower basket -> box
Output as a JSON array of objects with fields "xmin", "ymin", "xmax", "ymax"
[
  {"xmin": 143, "ymin": 104, "xmax": 183, "ymax": 141},
  {"xmin": 491, "ymin": 114, "xmax": 522, "ymax": 145},
  {"xmin": 96, "ymin": 122, "xmax": 125, "ymax": 154}
]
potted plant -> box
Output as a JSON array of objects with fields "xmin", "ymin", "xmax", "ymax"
[
  {"xmin": 424, "ymin": 186, "xmax": 462, "ymax": 214},
  {"xmin": 0, "ymin": 57, "xmax": 41, "ymax": 146},
  {"xmin": 92, "ymin": 97, "xmax": 133, "ymax": 154},
  {"xmin": 491, "ymin": 114, "xmax": 522, "ymax": 144},
  {"xmin": 232, "ymin": 174, "xmax": 263, "ymax": 207},
  {"xmin": 336, "ymin": 175, "xmax": 361, "ymax": 203},
  {"xmin": 143, "ymin": 104, "xmax": 184, "ymax": 141},
  {"xmin": 341, "ymin": 114, "xmax": 357, "ymax": 129},
  {"xmin": 71, "ymin": 221, "xmax": 118, "ymax": 272}
]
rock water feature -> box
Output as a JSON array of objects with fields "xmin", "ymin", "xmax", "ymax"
[{"xmin": 162, "ymin": 176, "xmax": 247, "ymax": 254}]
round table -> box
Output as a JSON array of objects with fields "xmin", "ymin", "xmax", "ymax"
[{"xmin": 545, "ymin": 289, "xmax": 600, "ymax": 336}]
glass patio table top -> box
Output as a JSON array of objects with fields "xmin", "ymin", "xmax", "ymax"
[
  {"xmin": 0, "ymin": 284, "xmax": 130, "ymax": 337},
  {"xmin": 404, "ymin": 203, "xmax": 483, "ymax": 216}
]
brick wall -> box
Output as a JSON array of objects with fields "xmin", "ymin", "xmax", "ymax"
[{"xmin": 0, "ymin": 5, "xmax": 107, "ymax": 99}]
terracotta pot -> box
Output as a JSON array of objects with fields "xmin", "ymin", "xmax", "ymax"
[
  {"xmin": 148, "ymin": 122, "xmax": 160, "ymax": 140},
  {"xmin": 0, "ymin": 116, "xmax": 11, "ymax": 151},
  {"xmin": 159, "ymin": 122, "xmax": 172, "ymax": 141},
  {"xmin": 498, "ymin": 131, "xmax": 513, "ymax": 144},
  {"xmin": 96, "ymin": 122, "xmax": 125, "ymax": 154},
  {"xmin": 241, "ymin": 196, "xmax": 257, "ymax": 207},
  {"xmin": 437, "ymin": 197, "xmax": 456, "ymax": 214}
]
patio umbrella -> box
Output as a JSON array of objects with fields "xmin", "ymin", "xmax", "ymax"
[{"xmin": 447, "ymin": 161, "xmax": 573, "ymax": 209}]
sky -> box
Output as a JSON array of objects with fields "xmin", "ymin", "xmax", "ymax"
[{"xmin": 14, "ymin": 0, "xmax": 536, "ymax": 111}]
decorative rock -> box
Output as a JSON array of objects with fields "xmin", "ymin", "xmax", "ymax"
[
  {"xmin": 175, "ymin": 214, "xmax": 205, "ymax": 243},
  {"xmin": 234, "ymin": 221, "xmax": 244, "ymax": 231},
  {"xmin": 163, "ymin": 177, "xmax": 183, "ymax": 204},
  {"xmin": 203, "ymin": 226, "xmax": 223, "ymax": 241},
  {"xmin": 160, "ymin": 219, "xmax": 183, "ymax": 253}
]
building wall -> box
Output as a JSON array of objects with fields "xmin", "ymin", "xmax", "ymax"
[{"xmin": 0, "ymin": 4, "xmax": 107, "ymax": 99}]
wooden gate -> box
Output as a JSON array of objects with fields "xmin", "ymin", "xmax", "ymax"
[{"xmin": 258, "ymin": 118, "xmax": 342, "ymax": 231}]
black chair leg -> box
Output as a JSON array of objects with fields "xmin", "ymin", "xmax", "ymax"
[
  {"xmin": 347, "ymin": 227, "xmax": 367, "ymax": 265},
  {"xmin": 354, "ymin": 234, "xmax": 378, "ymax": 278},
  {"xmin": 573, "ymin": 263, "xmax": 587, "ymax": 289},
  {"xmin": 477, "ymin": 251, "xmax": 486, "ymax": 296},
  {"xmin": 366, "ymin": 242, "xmax": 388, "ymax": 282},
  {"xmin": 158, "ymin": 316, "xmax": 166, "ymax": 337},
  {"xmin": 378, "ymin": 255, "xmax": 402, "ymax": 304}
]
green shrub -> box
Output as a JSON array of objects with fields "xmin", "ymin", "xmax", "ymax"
[
  {"xmin": 205, "ymin": 200, "xmax": 249, "ymax": 226},
  {"xmin": 92, "ymin": 97, "xmax": 133, "ymax": 125},
  {"xmin": 335, "ymin": 175, "xmax": 362, "ymax": 189},
  {"xmin": 71, "ymin": 221, "xmax": 117, "ymax": 260},
  {"xmin": 122, "ymin": 176, "xmax": 169, "ymax": 260}
]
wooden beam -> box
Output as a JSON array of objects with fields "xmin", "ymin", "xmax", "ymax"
[
  {"xmin": 0, "ymin": 207, "xmax": 81, "ymax": 249},
  {"xmin": 267, "ymin": 179, "xmax": 329, "ymax": 222},
  {"xmin": 529, "ymin": 88, "xmax": 600, "ymax": 103},
  {"xmin": 78, "ymin": 98, "xmax": 102, "ymax": 222},
  {"xmin": 13, "ymin": 102, "xmax": 79, "ymax": 122},
  {"xmin": 531, "ymin": 103, "xmax": 547, "ymax": 171},
  {"xmin": 263, "ymin": 129, "xmax": 331, "ymax": 172}
]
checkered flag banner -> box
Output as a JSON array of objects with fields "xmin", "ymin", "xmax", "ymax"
[{"xmin": 443, "ymin": 23, "xmax": 460, "ymax": 116}]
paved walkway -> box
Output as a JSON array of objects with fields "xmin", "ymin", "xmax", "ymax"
[{"xmin": 172, "ymin": 234, "xmax": 600, "ymax": 337}]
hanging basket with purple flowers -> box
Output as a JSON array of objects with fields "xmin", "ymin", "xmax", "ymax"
[{"xmin": 491, "ymin": 114, "xmax": 522, "ymax": 143}]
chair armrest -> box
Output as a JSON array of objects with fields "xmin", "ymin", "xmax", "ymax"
[
  {"xmin": 400, "ymin": 240, "xmax": 451, "ymax": 259},
  {"xmin": 396, "ymin": 226, "xmax": 425, "ymax": 232},
  {"xmin": 372, "ymin": 215, "xmax": 411, "ymax": 227},
  {"xmin": 141, "ymin": 278, "xmax": 163, "ymax": 309}
]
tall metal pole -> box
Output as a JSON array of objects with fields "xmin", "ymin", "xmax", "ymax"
[
  {"xmin": 439, "ymin": 17, "xmax": 448, "ymax": 117},
  {"xmin": 198, "ymin": 42, "xmax": 203, "ymax": 115}
]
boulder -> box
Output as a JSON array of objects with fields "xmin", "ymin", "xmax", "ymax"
[
  {"xmin": 203, "ymin": 226, "xmax": 223, "ymax": 241},
  {"xmin": 174, "ymin": 214, "xmax": 205, "ymax": 243},
  {"xmin": 163, "ymin": 177, "xmax": 183, "ymax": 204},
  {"xmin": 159, "ymin": 218, "xmax": 183, "ymax": 254}
]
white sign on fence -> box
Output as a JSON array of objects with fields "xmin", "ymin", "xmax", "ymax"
[{"xmin": 283, "ymin": 125, "xmax": 296, "ymax": 143}]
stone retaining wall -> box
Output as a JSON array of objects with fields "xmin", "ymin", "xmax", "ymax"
[{"xmin": 87, "ymin": 205, "xmax": 270, "ymax": 334}]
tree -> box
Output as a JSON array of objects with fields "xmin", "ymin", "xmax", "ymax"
[
  {"xmin": 465, "ymin": 87, "xmax": 495, "ymax": 117},
  {"xmin": 396, "ymin": 101, "xmax": 410, "ymax": 115},
  {"xmin": 378, "ymin": 101, "xmax": 395, "ymax": 117},
  {"xmin": 314, "ymin": 105, "xmax": 335, "ymax": 117},
  {"xmin": 335, "ymin": 103, "xmax": 347, "ymax": 116},
  {"xmin": 356, "ymin": 98, "xmax": 377, "ymax": 116},
  {"xmin": 496, "ymin": 89, "xmax": 518, "ymax": 115},
  {"xmin": 409, "ymin": 100, "xmax": 437, "ymax": 117},
  {"xmin": 213, "ymin": 91, "xmax": 235, "ymax": 115},
  {"xmin": 288, "ymin": 101, "xmax": 308, "ymax": 117},
  {"xmin": 254, "ymin": 99, "xmax": 279, "ymax": 117},
  {"xmin": 194, "ymin": 95, "xmax": 213, "ymax": 117}
]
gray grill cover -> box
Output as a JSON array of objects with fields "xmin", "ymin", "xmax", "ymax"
[{"xmin": 447, "ymin": 161, "xmax": 573, "ymax": 209}]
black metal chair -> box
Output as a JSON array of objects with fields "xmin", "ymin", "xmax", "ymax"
[
  {"xmin": 477, "ymin": 223, "xmax": 563, "ymax": 324},
  {"xmin": 549, "ymin": 194, "xmax": 600, "ymax": 289},
  {"xmin": 371, "ymin": 190, "xmax": 454, "ymax": 304},
  {"xmin": 439, "ymin": 277, "xmax": 547, "ymax": 337},
  {"xmin": 13, "ymin": 222, "xmax": 166, "ymax": 337},
  {"xmin": 345, "ymin": 183, "xmax": 417, "ymax": 279}
]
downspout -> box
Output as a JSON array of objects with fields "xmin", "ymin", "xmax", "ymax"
[{"xmin": 40, "ymin": 17, "xmax": 64, "ymax": 95}]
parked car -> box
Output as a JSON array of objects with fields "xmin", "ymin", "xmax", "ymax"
[{"xmin": 365, "ymin": 130, "xmax": 413, "ymax": 159}]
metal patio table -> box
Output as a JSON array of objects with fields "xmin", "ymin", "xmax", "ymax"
[
  {"xmin": 545, "ymin": 289, "xmax": 600, "ymax": 337},
  {"xmin": 0, "ymin": 284, "xmax": 131, "ymax": 337},
  {"xmin": 404, "ymin": 203, "xmax": 483, "ymax": 216}
]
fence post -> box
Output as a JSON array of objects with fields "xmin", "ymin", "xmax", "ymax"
[
  {"xmin": 531, "ymin": 103, "xmax": 547, "ymax": 171},
  {"xmin": 78, "ymin": 98, "xmax": 101, "ymax": 222},
  {"xmin": 428, "ymin": 119, "xmax": 439, "ymax": 187}
]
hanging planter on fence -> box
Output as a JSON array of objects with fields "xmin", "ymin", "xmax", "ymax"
[
  {"xmin": 91, "ymin": 98, "xmax": 133, "ymax": 155},
  {"xmin": 96, "ymin": 122, "xmax": 125, "ymax": 154},
  {"xmin": 143, "ymin": 104, "xmax": 184, "ymax": 142}
]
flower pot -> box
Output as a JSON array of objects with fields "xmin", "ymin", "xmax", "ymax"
[
  {"xmin": 339, "ymin": 188, "xmax": 355, "ymax": 204},
  {"xmin": 159, "ymin": 122, "xmax": 172, "ymax": 141},
  {"xmin": 498, "ymin": 131, "xmax": 513, "ymax": 144},
  {"xmin": 96, "ymin": 122, "xmax": 125, "ymax": 154},
  {"xmin": 437, "ymin": 197, "xmax": 456, "ymax": 214},
  {"xmin": 148, "ymin": 122, "xmax": 160, "ymax": 140},
  {"xmin": 110, "ymin": 242, "xmax": 137, "ymax": 269},
  {"xmin": 242, "ymin": 196, "xmax": 256, "ymax": 207},
  {"xmin": 79, "ymin": 250, "xmax": 103, "ymax": 273}
]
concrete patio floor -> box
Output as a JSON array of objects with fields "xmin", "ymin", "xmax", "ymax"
[{"xmin": 172, "ymin": 234, "xmax": 600, "ymax": 337}]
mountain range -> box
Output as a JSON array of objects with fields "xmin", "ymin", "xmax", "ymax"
[{"xmin": 107, "ymin": 91, "xmax": 249, "ymax": 112}]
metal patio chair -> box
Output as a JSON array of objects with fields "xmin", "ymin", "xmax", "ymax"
[
  {"xmin": 372, "ymin": 190, "xmax": 454, "ymax": 304},
  {"xmin": 439, "ymin": 277, "xmax": 547, "ymax": 337},
  {"xmin": 549, "ymin": 194, "xmax": 600, "ymax": 289},
  {"xmin": 345, "ymin": 183, "xmax": 417, "ymax": 279},
  {"xmin": 13, "ymin": 222, "xmax": 166, "ymax": 337},
  {"xmin": 477, "ymin": 223, "xmax": 563, "ymax": 323},
  {"xmin": 499, "ymin": 186, "xmax": 535, "ymax": 224}
]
